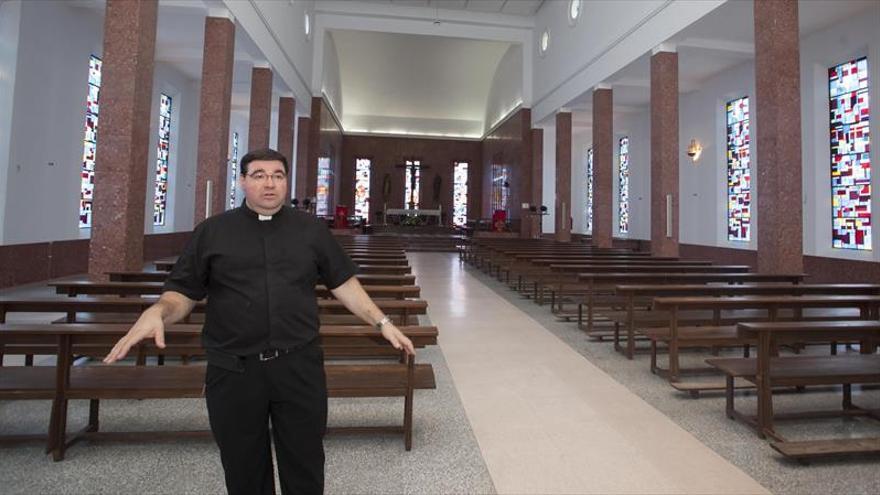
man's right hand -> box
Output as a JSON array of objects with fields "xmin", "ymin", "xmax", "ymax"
[{"xmin": 103, "ymin": 307, "xmax": 166, "ymax": 364}]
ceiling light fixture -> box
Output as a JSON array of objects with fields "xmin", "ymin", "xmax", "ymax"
[{"xmin": 687, "ymin": 138, "xmax": 703, "ymax": 162}]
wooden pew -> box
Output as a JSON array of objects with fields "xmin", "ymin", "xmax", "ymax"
[
  {"xmin": 50, "ymin": 281, "xmax": 420, "ymax": 300},
  {"xmin": 707, "ymin": 320, "xmax": 880, "ymax": 459},
  {"xmin": 575, "ymin": 273, "xmax": 806, "ymax": 335},
  {"xmin": 612, "ymin": 284, "xmax": 880, "ymax": 359},
  {"xmin": 107, "ymin": 271, "xmax": 417, "ymax": 286},
  {"xmin": 649, "ymin": 295, "xmax": 880, "ymax": 385},
  {"xmin": 0, "ymin": 324, "xmax": 439, "ymax": 459},
  {"xmin": 0, "ymin": 297, "xmax": 429, "ymax": 327}
]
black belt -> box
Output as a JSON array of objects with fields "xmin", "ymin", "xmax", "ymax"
[{"xmin": 206, "ymin": 340, "xmax": 316, "ymax": 372}]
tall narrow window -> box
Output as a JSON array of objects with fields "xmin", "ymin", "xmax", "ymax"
[
  {"xmin": 726, "ymin": 96, "xmax": 751, "ymax": 241},
  {"xmin": 586, "ymin": 148, "xmax": 594, "ymax": 233},
  {"xmin": 404, "ymin": 159, "xmax": 421, "ymax": 209},
  {"xmin": 354, "ymin": 158, "xmax": 371, "ymax": 220},
  {"xmin": 618, "ymin": 137, "xmax": 629, "ymax": 234},
  {"xmin": 453, "ymin": 161, "xmax": 469, "ymax": 226},
  {"xmin": 152, "ymin": 94, "xmax": 172, "ymax": 226},
  {"xmin": 316, "ymin": 157, "xmax": 331, "ymax": 216},
  {"xmin": 229, "ymin": 132, "xmax": 239, "ymax": 209},
  {"xmin": 830, "ymin": 57, "xmax": 871, "ymax": 250},
  {"xmin": 491, "ymin": 163, "xmax": 510, "ymax": 218},
  {"xmin": 79, "ymin": 55, "xmax": 102, "ymax": 228}
]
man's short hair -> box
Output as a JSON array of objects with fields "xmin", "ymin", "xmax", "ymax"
[{"xmin": 240, "ymin": 148, "xmax": 289, "ymax": 176}]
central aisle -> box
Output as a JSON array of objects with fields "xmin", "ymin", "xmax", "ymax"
[{"xmin": 410, "ymin": 252, "xmax": 769, "ymax": 495}]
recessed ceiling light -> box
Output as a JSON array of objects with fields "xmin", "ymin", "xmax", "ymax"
[
  {"xmin": 304, "ymin": 12, "xmax": 311, "ymax": 39},
  {"xmin": 539, "ymin": 29, "xmax": 550, "ymax": 56},
  {"xmin": 569, "ymin": 0, "xmax": 582, "ymax": 25}
]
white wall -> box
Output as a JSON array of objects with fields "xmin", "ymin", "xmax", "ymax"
[
  {"xmin": 1, "ymin": 0, "xmax": 208, "ymax": 244},
  {"xmin": 678, "ymin": 60, "xmax": 757, "ymax": 250},
  {"xmin": 571, "ymin": 128, "xmax": 591, "ymax": 234},
  {"xmin": 531, "ymin": 0, "xmax": 724, "ymax": 125},
  {"xmin": 143, "ymin": 63, "xmax": 200, "ymax": 235},
  {"xmin": 0, "ymin": 0, "xmax": 22, "ymax": 245},
  {"xmin": 3, "ymin": 0, "xmax": 103, "ymax": 244},
  {"xmin": 321, "ymin": 31, "xmax": 343, "ymax": 119},
  {"xmin": 800, "ymin": 9, "xmax": 879, "ymax": 263},
  {"xmin": 613, "ymin": 110, "xmax": 651, "ymax": 240},
  {"xmin": 484, "ymin": 44, "xmax": 524, "ymax": 133},
  {"xmin": 675, "ymin": 3, "xmax": 879, "ymax": 263}
]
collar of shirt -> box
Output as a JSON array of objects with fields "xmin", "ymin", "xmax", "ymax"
[{"xmin": 240, "ymin": 201, "xmax": 286, "ymax": 222}]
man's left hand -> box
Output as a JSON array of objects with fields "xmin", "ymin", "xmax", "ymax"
[{"xmin": 380, "ymin": 322, "xmax": 415, "ymax": 356}]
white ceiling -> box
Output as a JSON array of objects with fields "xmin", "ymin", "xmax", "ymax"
[
  {"xmin": 570, "ymin": 0, "xmax": 879, "ymax": 129},
  {"xmin": 349, "ymin": 0, "xmax": 545, "ymax": 16},
  {"xmin": 331, "ymin": 29, "xmax": 511, "ymax": 137}
]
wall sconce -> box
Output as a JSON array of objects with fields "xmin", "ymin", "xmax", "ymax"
[{"xmin": 687, "ymin": 139, "xmax": 703, "ymax": 163}]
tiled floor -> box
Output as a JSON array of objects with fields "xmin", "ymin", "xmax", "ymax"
[{"xmin": 411, "ymin": 252, "xmax": 769, "ymax": 494}]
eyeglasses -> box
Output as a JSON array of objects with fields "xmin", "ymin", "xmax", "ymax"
[{"xmin": 247, "ymin": 171, "xmax": 287, "ymax": 182}]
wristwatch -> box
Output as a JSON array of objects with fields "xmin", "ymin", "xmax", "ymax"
[{"xmin": 375, "ymin": 315, "xmax": 392, "ymax": 331}]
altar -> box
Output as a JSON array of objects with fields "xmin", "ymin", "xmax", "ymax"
[{"xmin": 385, "ymin": 207, "xmax": 442, "ymax": 225}]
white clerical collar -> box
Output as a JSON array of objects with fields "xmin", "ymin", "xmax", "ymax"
[{"xmin": 258, "ymin": 214, "xmax": 272, "ymax": 221}]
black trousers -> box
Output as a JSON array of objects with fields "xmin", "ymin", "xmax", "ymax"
[{"xmin": 205, "ymin": 343, "xmax": 327, "ymax": 495}]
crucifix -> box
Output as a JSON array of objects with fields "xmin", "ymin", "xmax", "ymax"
[{"xmin": 394, "ymin": 159, "xmax": 430, "ymax": 210}]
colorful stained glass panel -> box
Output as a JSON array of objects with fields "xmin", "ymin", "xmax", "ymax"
[
  {"xmin": 354, "ymin": 158, "xmax": 371, "ymax": 220},
  {"xmin": 618, "ymin": 137, "xmax": 629, "ymax": 234},
  {"xmin": 453, "ymin": 162, "xmax": 468, "ymax": 227},
  {"xmin": 79, "ymin": 55, "xmax": 102, "ymax": 228},
  {"xmin": 829, "ymin": 57, "xmax": 871, "ymax": 250},
  {"xmin": 726, "ymin": 96, "xmax": 751, "ymax": 241},
  {"xmin": 152, "ymin": 94, "xmax": 172, "ymax": 226}
]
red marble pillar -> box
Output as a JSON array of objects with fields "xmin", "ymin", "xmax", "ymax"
[
  {"xmin": 87, "ymin": 0, "xmax": 157, "ymax": 280},
  {"xmin": 592, "ymin": 88, "xmax": 614, "ymax": 248},
  {"xmin": 277, "ymin": 96, "xmax": 295, "ymax": 198},
  {"xmin": 194, "ymin": 17, "xmax": 235, "ymax": 222},
  {"xmin": 754, "ymin": 0, "xmax": 803, "ymax": 274},
  {"xmin": 650, "ymin": 50, "xmax": 680, "ymax": 257},
  {"xmin": 555, "ymin": 111, "xmax": 572, "ymax": 242},
  {"xmin": 295, "ymin": 116, "xmax": 310, "ymax": 200},
  {"xmin": 306, "ymin": 97, "xmax": 323, "ymax": 199},
  {"xmin": 248, "ymin": 67, "xmax": 272, "ymax": 150},
  {"xmin": 531, "ymin": 128, "xmax": 544, "ymax": 238},
  {"xmin": 518, "ymin": 109, "xmax": 533, "ymax": 239}
]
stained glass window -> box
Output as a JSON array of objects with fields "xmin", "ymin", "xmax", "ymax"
[
  {"xmin": 79, "ymin": 55, "xmax": 102, "ymax": 228},
  {"xmin": 316, "ymin": 157, "xmax": 331, "ymax": 216},
  {"xmin": 491, "ymin": 163, "xmax": 510, "ymax": 219},
  {"xmin": 618, "ymin": 137, "xmax": 629, "ymax": 234},
  {"xmin": 453, "ymin": 162, "xmax": 468, "ymax": 226},
  {"xmin": 829, "ymin": 57, "xmax": 871, "ymax": 250},
  {"xmin": 404, "ymin": 160, "xmax": 421, "ymax": 209},
  {"xmin": 726, "ymin": 96, "xmax": 751, "ymax": 241},
  {"xmin": 354, "ymin": 158, "xmax": 371, "ymax": 220},
  {"xmin": 586, "ymin": 148, "xmax": 594, "ymax": 233},
  {"xmin": 229, "ymin": 132, "xmax": 239, "ymax": 209},
  {"xmin": 152, "ymin": 94, "xmax": 172, "ymax": 226}
]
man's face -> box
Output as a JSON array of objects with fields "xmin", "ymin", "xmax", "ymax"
[{"xmin": 240, "ymin": 159, "xmax": 287, "ymax": 214}]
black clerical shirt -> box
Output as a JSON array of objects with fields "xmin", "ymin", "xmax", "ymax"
[{"xmin": 163, "ymin": 203, "xmax": 358, "ymax": 356}]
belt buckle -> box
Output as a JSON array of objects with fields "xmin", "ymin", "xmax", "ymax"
[{"xmin": 258, "ymin": 349, "xmax": 280, "ymax": 361}]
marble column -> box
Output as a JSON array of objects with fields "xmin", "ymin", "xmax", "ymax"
[
  {"xmin": 248, "ymin": 67, "xmax": 272, "ymax": 150},
  {"xmin": 306, "ymin": 97, "xmax": 323, "ymax": 199},
  {"xmin": 519, "ymin": 109, "xmax": 533, "ymax": 239},
  {"xmin": 754, "ymin": 0, "xmax": 803, "ymax": 274},
  {"xmin": 294, "ymin": 116, "xmax": 310, "ymax": 201},
  {"xmin": 555, "ymin": 111, "xmax": 572, "ymax": 242},
  {"xmin": 592, "ymin": 88, "xmax": 614, "ymax": 248},
  {"xmin": 650, "ymin": 50, "xmax": 680, "ymax": 257},
  {"xmin": 87, "ymin": 0, "xmax": 157, "ymax": 280},
  {"xmin": 277, "ymin": 96, "xmax": 295, "ymax": 198},
  {"xmin": 531, "ymin": 128, "xmax": 544, "ymax": 238},
  {"xmin": 194, "ymin": 16, "xmax": 235, "ymax": 222}
]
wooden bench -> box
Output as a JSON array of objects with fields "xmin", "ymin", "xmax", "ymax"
[
  {"xmin": 50, "ymin": 281, "xmax": 421, "ymax": 300},
  {"xmin": 575, "ymin": 273, "xmax": 807, "ymax": 335},
  {"xmin": 650, "ymin": 295, "xmax": 880, "ymax": 386},
  {"xmin": 706, "ymin": 320, "xmax": 880, "ymax": 460},
  {"xmin": 107, "ymin": 271, "xmax": 417, "ymax": 286},
  {"xmin": 612, "ymin": 284, "xmax": 880, "ymax": 359},
  {"xmin": 0, "ymin": 324, "xmax": 439, "ymax": 459}
]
